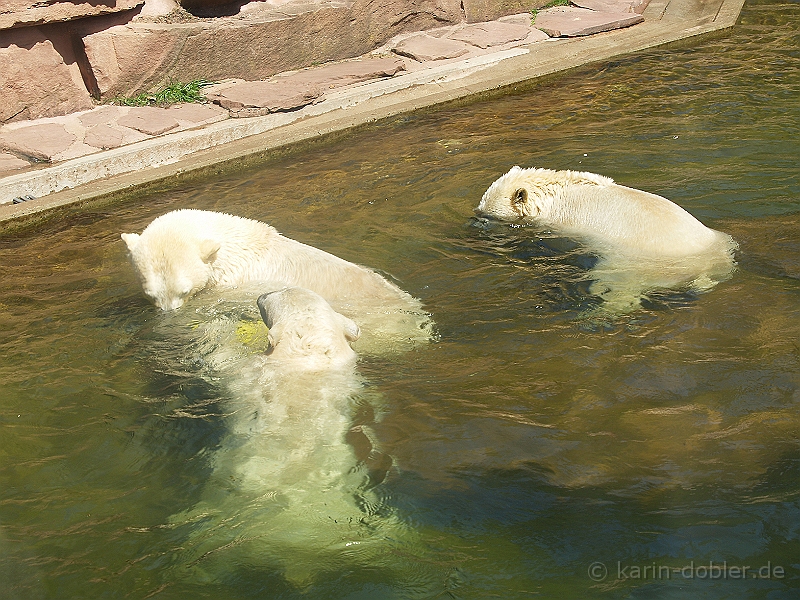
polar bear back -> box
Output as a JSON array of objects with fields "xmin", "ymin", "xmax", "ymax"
[
  {"xmin": 122, "ymin": 209, "xmax": 412, "ymax": 310},
  {"xmin": 477, "ymin": 167, "xmax": 731, "ymax": 259},
  {"xmin": 552, "ymin": 182, "xmax": 725, "ymax": 257}
]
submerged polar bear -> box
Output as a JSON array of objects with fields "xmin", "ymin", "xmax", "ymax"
[
  {"xmin": 173, "ymin": 287, "xmax": 405, "ymax": 585},
  {"xmin": 121, "ymin": 209, "xmax": 433, "ymax": 352},
  {"xmin": 476, "ymin": 166, "xmax": 738, "ymax": 311}
]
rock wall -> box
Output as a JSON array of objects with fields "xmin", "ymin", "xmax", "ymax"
[{"xmin": 1, "ymin": 0, "xmax": 548, "ymax": 123}]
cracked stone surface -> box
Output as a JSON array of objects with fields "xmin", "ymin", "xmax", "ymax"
[
  {"xmin": 0, "ymin": 153, "xmax": 30, "ymax": 173},
  {"xmin": 0, "ymin": 123, "xmax": 76, "ymax": 161},
  {"xmin": 280, "ymin": 57, "xmax": 407, "ymax": 89},
  {"xmin": 78, "ymin": 106, "xmax": 129, "ymax": 128},
  {"xmin": 117, "ymin": 107, "xmax": 181, "ymax": 136},
  {"xmin": 166, "ymin": 103, "xmax": 228, "ymax": 125},
  {"xmin": 447, "ymin": 21, "xmax": 533, "ymax": 48},
  {"xmin": 534, "ymin": 6, "xmax": 644, "ymax": 37},
  {"xmin": 84, "ymin": 125, "xmax": 126, "ymax": 150},
  {"xmin": 205, "ymin": 81, "xmax": 323, "ymax": 115},
  {"xmin": 392, "ymin": 35, "xmax": 473, "ymax": 62},
  {"xmin": 571, "ymin": 0, "xmax": 651, "ymax": 14}
]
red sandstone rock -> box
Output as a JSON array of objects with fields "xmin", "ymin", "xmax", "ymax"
[
  {"xmin": 84, "ymin": 124, "xmax": 125, "ymax": 149},
  {"xmin": 0, "ymin": 152, "xmax": 30, "ymax": 173},
  {"xmin": 0, "ymin": 123, "xmax": 76, "ymax": 161},
  {"xmin": 137, "ymin": 0, "xmax": 180, "ymax": 18},
  {"xmin": 282, "ymin": 57, "xmax": 406, "ymax": 89},
  {"xmin": 206, "ymin": 80, "xmax": 323, "ymax": 116},
  {"xmin": 0, "ymin": 27, "xmax": 94, "ymax": 124},
  {"xmin": 393, "ymin": 35, "xmax": 472, "ymax": 61},
  {"xmin": 177, "ymin": 0, "xmax": 237, "ymax": 11},
  {"xmin": 461, "ymin": 0, "xmax": 550, "ymax": 23},
  {"xmin": 447, "ymin": 20, "xmax": 533, "ymax": 48},
  {"xmin": 78, "ymin": 106, "xmax": 129, "ymax": 127},
  {"xmin": 81, "ymin": 0, "xmax": 464, "ymax": 99},
  {"xmin": 166, "ymin": 103, "xmax": 228, "ymax": 125},
  {"xmin": 571, "ymin": 0, "xmax": 651, "ymax": 14},
  {"xmin": 0, "ymin": 0, "xmax": 143, "ymax": 29},
  {"xmin": 117, "ymin": 106, "xmax": 180, "ymax": 135},
  {"xmin": 534, "ymin": 6, "xmax": 643, "ymax": 37}
]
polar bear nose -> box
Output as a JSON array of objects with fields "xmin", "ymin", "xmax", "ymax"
[{"xmin": 158, "ymin": 297, "xmax": 184, "ymax": 311}]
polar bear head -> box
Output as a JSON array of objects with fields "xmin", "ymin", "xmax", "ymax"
[
  {"xmin": 121, "ymin": 226, "xmax": 220, "ymax": 311},
  {"xmin": 257, "ymin": 287, "xmax": 360, "ymax": 369},
  {"xmin": 475, "ymin": 166, "xmax": 614, "ymax": 224}
]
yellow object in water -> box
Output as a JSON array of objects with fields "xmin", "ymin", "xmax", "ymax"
[{"xmin": 235, "ymin": 320, "xmax": 271, "ymax": 350}]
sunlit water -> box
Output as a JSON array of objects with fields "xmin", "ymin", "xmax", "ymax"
[{"xmin": 1, "ymin": 1, "xmax": 799, "ymax": 597}]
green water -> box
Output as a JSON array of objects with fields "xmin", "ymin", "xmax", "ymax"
[{"xmin": 1, "ymin": 1, "xmax": 799, "ymax": 597}]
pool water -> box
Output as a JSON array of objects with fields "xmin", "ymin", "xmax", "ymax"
[{"xmin": 1, "ymin": 1, "xmax": 799, "ymax": 597}]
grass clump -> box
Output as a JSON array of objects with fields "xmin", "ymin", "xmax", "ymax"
[
  {"xmin": 109, "ymin": 79, "xmax": 213, "ymax": 107},
  {"xmin": 531, "ymin": 0, "xmax": 571, "ymax": 20}
]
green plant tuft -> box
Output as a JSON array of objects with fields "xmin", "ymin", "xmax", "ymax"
[{"xmin": 108, "ymin": 79, "xmax": 214, "ymax": 107}]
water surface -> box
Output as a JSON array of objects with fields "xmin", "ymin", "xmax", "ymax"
[{"xmin": 1, "ymin": 1, "xmax": 799, "ymax": 597}]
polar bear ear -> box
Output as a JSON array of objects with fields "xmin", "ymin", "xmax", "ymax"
[
  {"xmin": 121, "ymin": 232, "xmax": 140, "ymax": 252},
  {"xmin": 339, "ymin": 314, "xmax": 360, "ymax": 342},
  {"xmin": 198, "ymin": 239, "xmax": 221, "ymax": 264}
]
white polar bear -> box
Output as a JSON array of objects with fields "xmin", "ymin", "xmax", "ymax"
[
  {"xmin": 121, "ymin": 209, "xmax": 434, "ymax": 351},
  {"xmin": 172, "ymin": 287, "xmax": 405, "ymax": 586},
  {"xmin": 255, "ymin": 286, "xmax": 360, "ymax": 371},
  {"xmin": 476, "ymin": 166, "xmax": 738, "ymax": 311}
]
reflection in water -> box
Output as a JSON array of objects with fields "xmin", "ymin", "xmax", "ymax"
[{"xmin": 1, "ymin": 1, "xmax": 799, "ymax": 597}]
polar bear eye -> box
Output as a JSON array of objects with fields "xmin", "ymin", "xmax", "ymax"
[{"xmin": 512, "ymin": 189, "xmax": 528, "ymax": 205}]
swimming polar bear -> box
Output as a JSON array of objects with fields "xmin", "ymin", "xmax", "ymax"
[
  {"xmin": 476, "ymin": 166, "xmax": 738, "ymax": 311},
  {"xmin": 121, "ymin": 209, "xmax": 434, "ymax": 352},
  {"xmin": 172, "ymin": 287, "xmax": 404, "ymax": 586},
  {"xmin": 256, "ymin": 286, "xmax": 360, "ymax": 371}
]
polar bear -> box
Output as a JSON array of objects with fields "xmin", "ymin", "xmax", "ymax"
[
  {"xmin": 476, "ymin": 167, "xmax": 738, "ymax": 311},
  {"xmin": 122, "ymin": 209, "xmax": 415, "ymax": 310},
  {"xmin": 172, "ymin": 287, "xmax": 402, "ymax": 585},
  {"xmin": 476, "ymin": 166, "xmax": 734, "ymax": 257},
  {"xmin": 121, "ymin": 209, "xmax": 433, "ymax": 351},
  {"xmin": 255, "ymin": 286, "xmax": 361, "ymax": 373}
]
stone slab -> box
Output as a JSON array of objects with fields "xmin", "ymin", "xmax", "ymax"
[
  {"xmin": 84, "ymin": 124, "xmax": 125, "ymax": 150},
  {"xmin": 0, "ymin": 123, "xmax": 76, "ymax": 161},
  {"xmin": 117, "ymin": 107, "xmax": 180, "ymax": 135},
  {"xmin": 206, "ymin": 80, "xmax": 323, "ymax": 115},
  {"xmin": 393, "ymin": 35, "xmax": 472, "ymax": 62},
  {"xmin": 78, "ymin": 106, "xmax": 129, "ymax": 128},
  {"xmin": 0, "ymin": 153, "xmax": 30, "ymax": 173},
  {"xmin": 572, "ymin": 0, "xmax": 651, "ymax": 14},
  {"xmin": 447, "ymin": 20, "xmax": 533, "ymax": 48},
  {"xmin": 281, "ymin": 57, "xmax": 406, "ymax": 89},
  {"xmin": 534, "ymin": 6, "xmax": 644, "ymax": 37},
  {"xmin": 0, "ymin": 0, "xmax": 142, "ymax": 29},
  {"xmin": 498, "ymin": 13, "xmax": 534, "ymax": 26},
  {"xmin": 178, "ymin": 0, "xmax": 235, "ymax": 11},
  {"xmin": 166, "ymin": 103, "xmax": 228, "ymax": 125}
]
